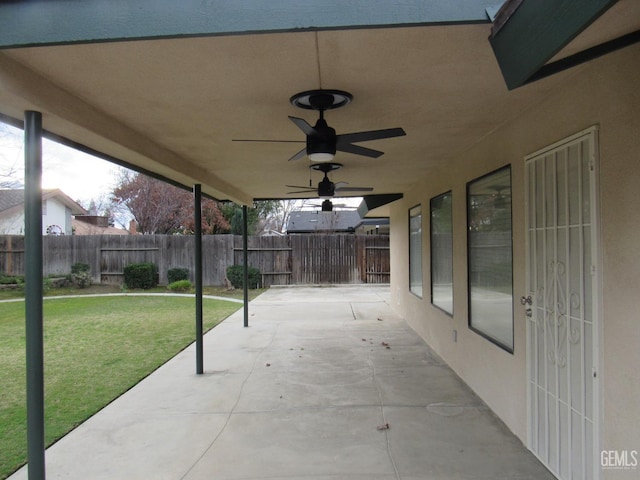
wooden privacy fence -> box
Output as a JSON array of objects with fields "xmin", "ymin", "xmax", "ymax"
[{"xmin": 0, "ymin": 234, "xmax": 389, "ymax": 287}]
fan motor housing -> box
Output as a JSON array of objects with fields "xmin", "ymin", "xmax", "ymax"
[
  {"xmin": 307, "ymin": 119, "xmax": 337, "ymax": 158},
  {"xmin": 317, "ymin": 177, "xmax": 335, "ymax": 197}
]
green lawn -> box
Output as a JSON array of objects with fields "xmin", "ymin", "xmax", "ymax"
[{"xmin": 0, "ymin": 295, "xmax": 245, "ymax": 479}]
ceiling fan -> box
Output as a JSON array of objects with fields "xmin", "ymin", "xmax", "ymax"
[
  {"xmin": 287, "ymin": 163, "xmax": 373, "ymax": 198},
  {"xmin": 303, "ymin": 199, "xmax": 358, "ymax": 212},
  {"xmin": 233, "ymin": 89, "xmax": 406, "ymax": 162}
]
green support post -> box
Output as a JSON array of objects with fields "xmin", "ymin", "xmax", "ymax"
[
  {"xmin": 194, "ymin": 185, "xmax": 203, "ymax": 374},
  {"xmin": 24, "ymin": 110, "xmax": 45, "ymax": 480},
  {"xmin": 243, "ymin": 205, "xmax": 249, "ymax": 327}
]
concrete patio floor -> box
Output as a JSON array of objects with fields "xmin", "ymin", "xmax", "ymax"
[{"xmin": 10, "ymin": 285, "xmax": 555, "ymax": 480}]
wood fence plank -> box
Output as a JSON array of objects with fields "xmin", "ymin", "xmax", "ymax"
[{"xmin": 0, "ymin": 234, "xmax": 389, "ymax": 286}]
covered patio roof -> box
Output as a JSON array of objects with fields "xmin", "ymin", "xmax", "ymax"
[{"xmin": 1, "ymin": 0, "xmax": 637, "ymax": 213}]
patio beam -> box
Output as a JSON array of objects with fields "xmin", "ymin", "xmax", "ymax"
[
  {"xmin": 489, "ymin": 0, "xmax": 620, "ymax": 90},
  {"xmin": 0, "ymin": 53, "xmax": 252, "ymax": 206},
  {"xmin": 0, "ymin": 0, "xmax": 494, "ymax": 49},
  {"xmin": 24, "ymin": 110, "xmax": 46, "ymax": 480}
]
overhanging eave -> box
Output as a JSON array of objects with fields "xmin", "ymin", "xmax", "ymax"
[
  {"xmin": 489, "ymin": 0, "xmax": 620, "ymax": 90},
  {"xmin": 358, "ymin": 194, "xmax": 403, "ymax": 218},
  {"xmin": 0, "ymin": 0, "xmax": 496, "ymax": 49}
]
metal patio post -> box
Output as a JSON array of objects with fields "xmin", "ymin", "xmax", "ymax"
[
  {"xmin": 243, "ymin": 205, "xmax": 249, "ymax": 327},
  {"xmin": 24, "ymin": 111, "xmax": 45, "ymax": 480},
  {"xmin": 194, "ymin": 184, "xmax": 203, "ymax": 374}
]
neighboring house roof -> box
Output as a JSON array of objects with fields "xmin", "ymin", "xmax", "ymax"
[
  {"xmin": 355, "ymin": 217, "xmax": 390, "ymax": 234},
  {"xmin": 73, "ymin": 217, "xmax": 129, "ymax": 235},
  {"xmin": 0, "ymin": 188, "xmax": 87, "ymax": 218},
  {"xmin": 0, "ymin": 189, "xmax": 24, "ymax": 213},
  {"xmin": 43, "ymin": 189, "xmax": 87, "ymax": 215},
  {"xmin": 286, "ymin": 210, "xmax": 362, "ymax": 234}
]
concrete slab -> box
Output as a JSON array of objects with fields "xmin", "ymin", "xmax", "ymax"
[{"xmin": 8, "ymin": 286, "xmax": 554, "ymax": 480}]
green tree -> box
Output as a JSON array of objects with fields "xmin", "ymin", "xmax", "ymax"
[{"xmin": 221, "ymin": 200, "xmax": 279, "ymax": 235}]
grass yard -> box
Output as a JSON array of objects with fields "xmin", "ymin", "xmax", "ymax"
[{"xmin": 0, "ymin": 295, "xmax": 244, "ymax": 479}]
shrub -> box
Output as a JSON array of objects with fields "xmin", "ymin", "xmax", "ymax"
[
  {"xmin": 123, "ymin": 262, "xmax": 158, "ymax": 289},
  {"xmin": 167, "ymin": 280, "xmax": 192, "ymax": 292},
  {"xmin": 0, "ymin": 275, "xmax": 23, "ymax": 285},
  {"xmin": 71, "ymin": 262, "xmax": 90, "ymax": 274},
  {"xmin": 167, "ymin": 267, "xmax": 189, "ymax": 284},
  {"xmin": 226, "ymin": 265, "xmax": 261, "ymax": 289},
  {"xmin": 69, "ymin": 262, "xmax": 92, "ymax": 288}
]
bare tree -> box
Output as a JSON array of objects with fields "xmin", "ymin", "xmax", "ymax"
[
  {"xmin": 262, "ymin": 200, "xmax": 301, "ymax": 234},
  {"xmin": 111, "ymin": 169, "xmax": 229, "ymax": 234},
  {"xmin": 0, "ymin": 122, "xmax": 23, "ymax": 189}
]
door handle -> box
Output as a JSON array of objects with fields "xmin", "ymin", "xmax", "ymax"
[{"xmin": 520, "ymin": 295, "xmax": 532, "ymax": 306}]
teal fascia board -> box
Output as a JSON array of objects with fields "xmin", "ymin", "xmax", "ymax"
[
  {"xmin": 0, "ymin": 0, "xmax": 496, "ymax": 49},
  {"xmin": 489, "ymin": 0, "xmax": 620, "ymax": 90}
]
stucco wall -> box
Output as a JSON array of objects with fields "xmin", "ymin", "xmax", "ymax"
[{"xmin": 389, "ymin": 43, "xmax": 640, "ymax": 466}]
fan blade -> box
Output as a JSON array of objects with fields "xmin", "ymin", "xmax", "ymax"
[
  {"xmin": 288, "ymin": 147, "xmax": 307, "ymax": 162},
  {"xmin": 336, "ymin": 143, "xmax": 384, "ymax": 158},
  {"xmin": 232, "ymin": 139, "xmax": 303, "ymax": 143},
  {"xmin": 337, "ymin": 127, "xmax": 406, "ymax": 144},
  {"xmin": 285, "ymin": 185, "xmax": 315, "ymax": 190},
  {"xmin": 335, "ymin": 186, "xmax": 374, "ymax": 192},
  {"xmin": 287, "ymin": 189, "xmax": 316, "ymax": 194},
  {"xmin": 288, "ymin": 116, "xmax": 316, "ymax": 136}
]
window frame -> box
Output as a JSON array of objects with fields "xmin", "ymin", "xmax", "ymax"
[
  {"xmin": 430, "ymin": 190, "xmax": 453, "ymax": 315},
  {"xmin": 466, "ymin": 165, "xmax": 514, "ymax": 353},
  {"xmin": 408, "ymin": 204, "xmax": 423, "ymax": 298}
]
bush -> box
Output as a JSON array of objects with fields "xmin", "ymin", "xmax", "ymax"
[
  {"xmin": 69, "ymin": 262, "xmax": 92, "ymax": 288},
  {"xmin": 123, "ymin": 262, "xmax": 158, "ymax": 289},
  {"xmin": 167, "ymin": 280, "xmax": 192, "ymax": 292},
  {"xmin": 0, "ymin": 275, "xmax": 23, "ymax": 285},
  {"xmin": 71, "ymin": 262, "xmax": 90, "ymax": 274},
  {"xmin": 226, "ymin": 265, "xmax": 261, "ymax": 289},
  {"xmin": 167, "ymin": 267, "xmax": 189, "ymax": 284}
]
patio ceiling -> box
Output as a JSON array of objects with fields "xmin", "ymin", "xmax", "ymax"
[{"xmin": 0, "ymin": 1, "xmax": 638, "ymax": 207}]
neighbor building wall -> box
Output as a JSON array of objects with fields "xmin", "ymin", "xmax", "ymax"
[
  {"xmin": 43, "ymin": 198, "xmax": 72, "ymax": 235},
  {"xmin": 389, "ymin": 42, "xmax": 639, "ymax": 466},
  {"xmin": 0, "ymin": 212, "xmax": 24, "ymax": 234}
]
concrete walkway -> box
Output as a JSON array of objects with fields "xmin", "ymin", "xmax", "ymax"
[{"xmin": 10, "ymin": 286, "xmax": 554, "ymax": 480}]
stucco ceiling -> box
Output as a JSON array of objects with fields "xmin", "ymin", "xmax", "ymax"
[{"xmin": 0, "ymin": 0, "xmax": 638, "ymax": 206}]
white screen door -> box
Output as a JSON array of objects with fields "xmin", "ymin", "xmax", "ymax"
[{"xmin": 525, "ymin": 128, "xmax": 599, "ymax": 480}]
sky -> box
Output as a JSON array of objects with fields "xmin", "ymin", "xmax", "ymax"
[
  {"xmin": 0, "ymin": 120, "xmax": 362, "ymax": 212},
  {"xmin": 0, "ymin": 121, "xmax": 121, "ymax": 206}
]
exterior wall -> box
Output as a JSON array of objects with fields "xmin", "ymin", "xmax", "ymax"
[
  {"xmin": 0, "ymin": 199, "xmax": 73, "ymax": 235},
  {"xmin": 0, "ymin": 212, "xmax": 24, "ymax": 234},
  {"xmin": 389, "ymin": 43, "xmax": 640, "ymax": 468},
  {"xmin": 43, "ymin": 198, "xmax": 72, "ymax": 235}
]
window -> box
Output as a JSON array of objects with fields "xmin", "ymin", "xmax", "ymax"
[
  {"xmin": 467, "ymin": 166, "xmax": 513, "ymax": 352},
  {"xmin": 430, "ymin": 191, "xmax": 453, "ymax": 315},
  {"xmin": 409, "ymin": 204, "xmax": 422, "ymax": 297}
]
